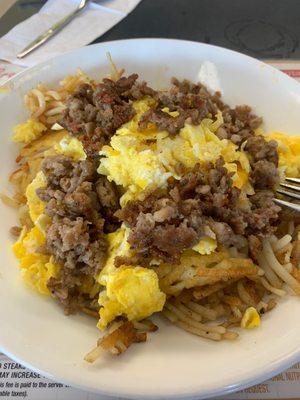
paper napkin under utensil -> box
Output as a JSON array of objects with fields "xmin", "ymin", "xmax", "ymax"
[{"xmin": 0, "ymin": 0, "xmax": 141, "ymax": 67}]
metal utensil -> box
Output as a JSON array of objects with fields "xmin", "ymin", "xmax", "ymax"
[
  {"xmin": 274, "ymin": 177, "xmax": 300, "ymax": 212},
  {"xmin": 17, "ymin": 0, "xmax": 89, "ymax": 59}
]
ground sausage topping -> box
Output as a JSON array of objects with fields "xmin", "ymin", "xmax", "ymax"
[
  {"xmin": 245, "ymin": 135, "xmax": 279, "ymax": 189},
  {"xmin": 139, "ymin": 78, "xmax": 220, "ymax": 135},
  {"xmin": 117, "ymin": 157, "xmax": 281, "ymax": 264},
  {"xmin": 138, "ymin": 78, "xmax": 262, "ymax": 140},
  {"xmin": 37, "ymin": 155, "xmax": 120, "ymax": 313},
  {"xmin": 60, "ymin": 74, "xmax": 155, "ymax": 158},
  {"xmin": 219, "ymin": 105, "xmax": 263, "ymax": 145},
  {"xmin": 60, "ymin": 74, "xmax": 263, "ymax": 155}
]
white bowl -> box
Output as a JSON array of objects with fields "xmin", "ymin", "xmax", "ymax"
[{"xmin": 1, "ymin": 39, "xmax": 300, "ymax": 400}]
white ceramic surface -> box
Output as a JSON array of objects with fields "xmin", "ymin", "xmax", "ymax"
[{"xmin": 1, "ymin": 39, "xmax": 300, "ymax": 400}]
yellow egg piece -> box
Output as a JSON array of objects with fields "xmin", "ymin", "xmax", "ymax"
[
  {"xmin": 54, "ymin": 136, "xmax": 86, "ymax": 161},
  {"xmin": 12, "ymin": 227, "xmax": 27, "ymax": 259},
  {"xmin": 97, "ymin": 266, "xmax": 166, "ymax": 329},
  {"xmin": 161, "ymin": 107, "xmax": 180, "ymax": 117},
  {"xmin": 21, "ymin": 256, "xmax": 60, "ymax": 296},
  {"xmin": 98, "ymin": 226, "xmax": 132, "ymax": 285},
  {"xmin": 225, "ymin": 162, "xmax": 249, "ymax": 189},
  {"xmin": 12, "ymin": 226, "xmax": 60, "ymax": 296},
  {"xmin": 13, "ymin": 118, "xmax": 47, "ymax": 144},
  {"xmin": 98, "ymin": 135, "xmax": 172, "ymax": 201},
  {"xmin": 241, "ymin": 307, "xmax": 261, "ymax": 329},
  {"xmin": 21, "ymin": 225, "xmax": 46, "ymax": 253},
  {"xmin": 234, "ymin": 167, "xmax": 248, "ymax": 189},
  {"xmin": 193, "ymin": 237, "xmax": 217, "ymax": 255},
  {"xmin": 267, "ymin": 132, "xmax": 300, "ymax": 177},
  {"xmin": 25, "ymin": 171, "xmax": 47, "ymax": 223}
]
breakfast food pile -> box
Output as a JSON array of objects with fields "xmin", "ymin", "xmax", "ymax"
[{"xmin": 6, "ymin": 64, "xmax": 300, "ymax": 361}]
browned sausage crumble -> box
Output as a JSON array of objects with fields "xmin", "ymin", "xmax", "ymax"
[
  {"xmin": 36, "ymin": 155, "xmax": 120, "ymax": 313},
  {"xmin": 117, "ymin": 157, "xmax": 280, "ymax": 265},
  {"xmin": 60, "ymin": 74, "xmax": 155, "ymax": 158}
]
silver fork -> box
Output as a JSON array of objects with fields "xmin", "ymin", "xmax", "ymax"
[
  {"xmin": 274, "ymin": 177, "xmax": 300, "ymax": 212},
  {"xmin": 17, "ymin": 0, "xmax": 90, "ymax": 59}
]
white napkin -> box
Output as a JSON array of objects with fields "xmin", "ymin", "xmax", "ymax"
[{"xmin": 0, "ymin": 0, "xmax": 141, "ymax": 67}]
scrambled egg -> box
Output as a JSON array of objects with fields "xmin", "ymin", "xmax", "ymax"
[
  {"xmin": 99, "ymin": 135, "xmax": 173, "ymax": 204},
  {"xmin": 12, "ymin": 226, "xmax": 59, "ymax": 295},
  {"xmin": 96, "ymin": 227, "xmax": 166, "ymax": 329},
  {"xmin": 13, "ymin": 118, "xmax": 47, "ymax": 144},
  {"xmin": 241, "ymin": 307, "xmax": 261, "ymax": 329},
  {"xmin": 98, "ymin": 227, "xmax": 132, "ymax": 281},
  {"xmin": 98, "ymin": 266, "xmax": 166, "ymax": 329},
  {"xmin": 25, "ymin": 171, "xmax": 47, "ymax": 223},
  {"xmin": 193, "ymin": 237, "xmax": 217, "ymax": 255},
  {"xmin": 54, "ymin": 136, "xmax": 86, "ymax": 161},
  {"xmin": 267, "ymin": 132, "xmax": 300, "ymax": 177},
  {"xmin": 98, "ymin": 100, "xmax": 252, "ymax": 205}
]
